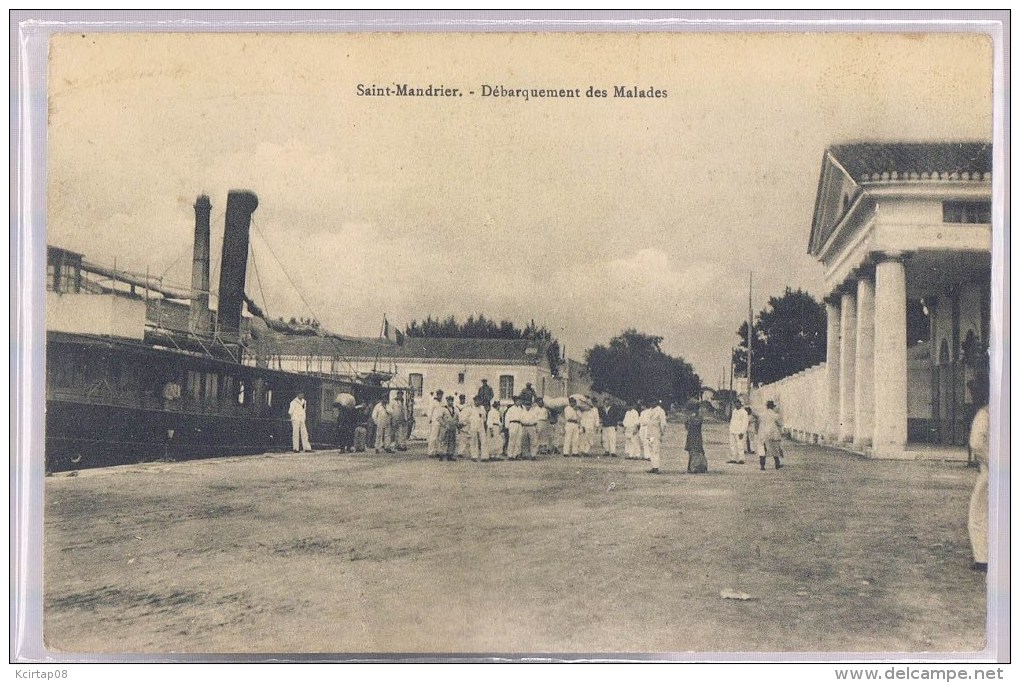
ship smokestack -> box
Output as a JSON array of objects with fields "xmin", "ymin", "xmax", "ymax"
[
  {"xmin": 217, "ymin": 190, "xmax": 259, "ymax": 343},
  {"xmin": 189, "ymin": 195, "xmax": 212, "ymax": 335}
]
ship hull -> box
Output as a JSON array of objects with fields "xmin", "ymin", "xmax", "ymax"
[{"xmin": 45, "ymin": 331, "xmax": 392, "ymax": 472}]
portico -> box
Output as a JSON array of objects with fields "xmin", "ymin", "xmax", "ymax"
[{"xmin": 809, "ymin": 143, "xmax": 992, "ymax": 458}]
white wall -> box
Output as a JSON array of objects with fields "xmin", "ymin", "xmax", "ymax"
[
  {"xmin": 752, "ymin": 364, "xmax": 827, "ymax": 442},
  {"xmin": 753, "ymin": 356, "xmax": 933, "ymax": 443},
  {"xmin": 47, "ymin": 292, "xmax": 146, "ymax": 339}
]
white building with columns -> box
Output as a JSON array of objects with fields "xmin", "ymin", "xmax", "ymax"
[{"xmin": 806, "ymin": 142, "xmax": 992, "ymax": 458}]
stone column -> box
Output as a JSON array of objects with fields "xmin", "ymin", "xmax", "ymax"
[
  {"xmin": 853, "ymin": 274, "xmax": 876, "ymax": 448},
  {"xmin": 824, "ymin": 300, "xmax": 841, "ymax": 443},
  {"xmin": 839, "ymin": 286, "xmax": 858, "ymax": 442},
  {"xmin": 873, "ymin": 253, "xmax": 908, "ymax": 457}
]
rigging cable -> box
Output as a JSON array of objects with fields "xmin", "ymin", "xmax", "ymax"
[{"xmin": 249, "ymin": 217, "xmax": 365, "ymax": 380}]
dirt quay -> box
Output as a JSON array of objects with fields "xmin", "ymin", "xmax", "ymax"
[{"xmin": 43, "ymin": 419, "xmax": 987, "ymax": 656}]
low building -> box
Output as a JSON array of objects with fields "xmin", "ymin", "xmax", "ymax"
[{"xmin": 269, "ymin": 335, "xmax": 591, "ymax": 437}]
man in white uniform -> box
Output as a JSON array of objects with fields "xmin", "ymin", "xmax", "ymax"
[
  {"xmin": 455, "ymin": 394, "xmax": 471, "ymax": 458},
  {"xmin": 728, "ymin": 401, "xmax": 750, "ymax": 464},
  {"xmin": 519, "ymin": 399, "xmax": 541, "ymax": 460},
  {"xmin": 487, "ymin": 401, "xmax": 505, "ymax": 459},
  {"xmin": 622, "ymin": 403, "xmax": 641, "ymax": 459},
  {"xmin": 467, "ymin": 396, "xmax": 489, "ymax": 462},
  {"xmin": 427, "ymin": 390, "xmax": 445, "ymax": 458},
  {"xmin": 579, "ymin": 403, "xmax": 600, "ymax": 456},
  {"xmin": 967, "ymin": 381, "xmax": 990, "ymax": 572},
  {"xmin": 641, "ymin": 400, "xmax": 668, "ymax": 473},
  {"xmin": 372, "ymin": 398, "xmax": 392, "ymax": 453},
  {"xmin": 288, "ymin": 392, "xmax": 312, "ymax": 453},
  {"xmin": 562, "ymin": 397, "xmax": 581, "ymax": 457},
  {"xmin": 504, "ymin": 396, "xmax": 524, "ymax": 460},
  {"xmin": 388, "ymin": 391, "xmax": 408, "ymax": 451},
  {"xmin": 535, "ymin": 399, "xmax": 551, "ymax": 455},
  {"xmin": 636, "ymin": 401, "xmax": 649, "ymax": 460}
]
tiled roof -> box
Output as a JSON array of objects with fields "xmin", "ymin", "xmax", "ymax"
[
  {"xmin": 275, "ymin": 335, "xmax": 548, "ymax": 363},
  {"xmin": 829, "ymin": 142, "xmax": 992, "ymax": 183}
]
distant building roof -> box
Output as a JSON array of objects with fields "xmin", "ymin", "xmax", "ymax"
[
  {"xmin": 828, "ymin": 142, "xmax": 992, "ymax": 183},
  {"xmin": 275, "ymin": 335, "xmax": 549, "ymax": 364}
]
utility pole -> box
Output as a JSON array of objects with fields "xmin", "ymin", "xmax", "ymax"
[
  {"xmin": 728, "ymin": 350, "xmax": 735, "ymax": 420},
  {"xmin": 747, "ymin": 271, "xmax": 753, "ymax": 405}
]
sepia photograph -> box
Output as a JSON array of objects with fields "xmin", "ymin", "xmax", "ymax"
[{"xmin": 19, "ymin": 17, "xmax": 1005, "ymax": 663}]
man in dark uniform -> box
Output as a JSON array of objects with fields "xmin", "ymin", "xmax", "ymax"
[
  {"xmin": 335, "ymin": 404, "xmax": 359, "ymax": 452},
  {"xmin": 598, "ymin": 399, "xmax": 622, "ymax": 456},
  {"xmin": 476, "ymin": 378, "xmax": 495, "ymax": 410}
]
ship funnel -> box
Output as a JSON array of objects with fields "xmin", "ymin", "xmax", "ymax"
[
  {"xmin": 189, "ymin": 195, "xmax": 212, "ymax": 335},
  {"xmin": 216, "ymin": 190, "xmax": 259, "ymax": 342}
]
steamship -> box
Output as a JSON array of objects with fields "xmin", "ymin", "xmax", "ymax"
[{"xmin": 45, "ymin": 191, "xmax": 391, "ymax": 472}]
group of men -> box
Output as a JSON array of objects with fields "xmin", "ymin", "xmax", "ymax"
[
  {"xmin": 422, "ymin": 380, "xmax": 671, "ymax": 472},
  {"xmin": 727, "ymin": 399, "xmax": 785, "ymax": 470},
  {"xmin": 618, "ymin": 400, "xmax": 669, "ymax": 473},
  {"xmin": 370, "ymin": 390, "xmax": 412, "ymax": 454},
  {"xmin": 294, "ymin": 380, "xmax": 740, "ymax": 479},
  {"xmin": 425, "ymin": 381, "xmax": 550, "ymax": 462}
]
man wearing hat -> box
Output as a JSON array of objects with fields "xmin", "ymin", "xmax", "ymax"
[
  {"xmin": 426, "ymin": 389, "xmax": 445, "ymax": 458},
  {"xmin": 371, "ymin": 397, "xmax": 392, "ymax": 454},
  {"xmin": 504, "ymin": 395, "xmax": 525, "ymax": 460},
  {"xmin": 388, "ymin": 390, "xmax": 408, "ymax": 452},
  {"xmin": 487, "ymin": 400, "xmax": 505, "ymax": 459},
  {"xmin": 579, "ymin": 400, "xmax": 601, "ymax": 456},
  {"xmin": 519, "ymin": 396, "xmax": 541, "ymax": 460},
  {"xmin": 728, "ymin": 400, "xmax": 750, "ymax": 464},
  {"xmin": 562, "ymin": 397, "xmax": 581, "ymax": 457},
  {"xmin": 437, "ymin": 395, "xmax": 459, "ymax": 462},
  {"xmin": 639, "ymin": 400, "xmax": 667, "ymax": 470},
  {"xmin": 599, "ymin": 398, "xmax": 621, "ymax": 457},
  {"xmin": 476, "ymin": 378, "xmax": 494, "ymax": 409},
  {"xmin": 535, "ymin": 397, "xmax": 551, "ymax": 455},
  {"xmin": 466, "ymin": 395, "xmax": 490, "ymax": 462},
  {"xmin": 759, "ymin": 400, "xmax": 784, "ymax": 470},
  {"xmin": 455, "ymin": 393, "xmax": 471, "ymax": 458},
  {"xmin": 622, "ymin": 402, "xmax": 641, "ymax": 459},
  {"xmin": 288, "ymin": 392, "xmax": 312, "ymax": 453}
]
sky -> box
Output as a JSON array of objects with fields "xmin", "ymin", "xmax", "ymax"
[{"xmin": 46, "ymin": 31, "xmax": 993, "ymax": 385}]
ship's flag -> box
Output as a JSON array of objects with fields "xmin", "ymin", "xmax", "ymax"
[{"xmin": 382, "ymin": 315, "xmax": 405, "ymax": 345}]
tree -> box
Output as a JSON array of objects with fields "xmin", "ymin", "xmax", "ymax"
[
  {"xmin": 585, "ymin": 329, "xmax": 702, "ymax": 405},
  {"xmin": 733, "ymin": 287, "xmax": 826, "ymax": 386}
]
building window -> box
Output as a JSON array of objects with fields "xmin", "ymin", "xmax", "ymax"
[
  {"xmin": 408, "ymin": 373, "xmax": 423, "ymax": 397},
  {"xmin": 321, "ymin": 385, "xmax": 333, "ymax": 422},
  {"xmin": 204, "ymin": 373, "xmax": 219, "ymax": 401},
  {"xmin": 186, "ymin": 370, "xmax": 202, "ymax": 400},
  {"xmin": 499, "ymin": 375, "xmax": 514, "ymax": 400},
  {"xmin": 943, "ymin": 201, "xmax": 991, "ymax": 224},
  {"xmin": 457, "ymin": 372, "xmax": 465, "ymax": 384},
  {"xmin": 906, "ymin": 299, "xmax": 931, "ymax": 346}
]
